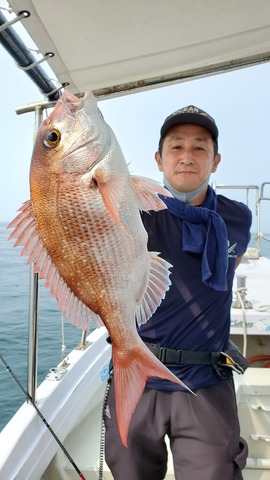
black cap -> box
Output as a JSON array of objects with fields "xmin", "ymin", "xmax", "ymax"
[{"xmin": 160, "ymin": 105, "xmax": 219, "ymax": 143}]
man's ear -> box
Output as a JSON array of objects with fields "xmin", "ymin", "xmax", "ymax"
[
  {"xmin": 212, "ymin": 153, "xmax": 221, "ymax": 173},
  {"xmin": 155, "ymin": 151, "xmax": 163, "ymax": 172}
]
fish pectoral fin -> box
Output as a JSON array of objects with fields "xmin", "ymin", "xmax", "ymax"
[
  {"xmin": 113, "ymin": 343, "xmax": 193, "ymax": 447},
  {"xmin": 130, "ymin": 175, "xmax": 173, "ymax": 212},
  {"xmin": 136, "ymin": 252, "xmax": 172, "ymax": 326},
  {"xmin": 94, "ymin": 169, "xmax": 129, "ymax": 234}
]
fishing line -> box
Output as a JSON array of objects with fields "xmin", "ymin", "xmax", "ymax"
[{"xmin": 0, "ymin": 353, "xmax": 86, "ymax": 480}]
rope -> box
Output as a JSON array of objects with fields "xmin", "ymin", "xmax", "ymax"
[
  {"xmin": 235, "ymin": 289, "xmax": 248, "ymax": 357},
  {"xmin": 0, "ymin": 353, "xmax": 86, "ymax": 480},
  {"xmin": 98, "ymin": 371, "xmax": 113, "ymax": 480},
  {"xmin": 61, "ymin": 314, "xmax": 69, "ymax": 366}
]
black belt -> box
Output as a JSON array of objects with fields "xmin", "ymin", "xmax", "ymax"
[
  {"xmin": 144, "ymin": 342, "xmax": 245, "ymax": 376},
  {"xmin": 106, "ymin": 336, "xmax": 245, "ymax": 376},
  {"xmin": 144, "ymin": 342, "xmax": 221, "ymax": 365}
]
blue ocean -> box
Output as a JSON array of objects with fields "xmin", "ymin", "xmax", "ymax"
[
  {"xmin": 0, "ymin": 222, "xmax": 82, "ymax": 430},
  {"xmin": 1, "ymin": 221, "xmax": 270, "ymax": 431}
]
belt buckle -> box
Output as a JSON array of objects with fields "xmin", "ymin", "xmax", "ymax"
[
  {"xmin": 159, "ymin": 347, "xmax": 167, "ymax": 363},
  {"xmin": 212, "ymin": 352, "xmax": 244, "ymax": 377},
  {"xmin": 220, "ymin": 352, "xmax": 245, "ymax": 374}
]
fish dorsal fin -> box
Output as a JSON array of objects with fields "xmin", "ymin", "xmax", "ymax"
[
  {"xmin": 8, "ymin": 201, "xmax": 104, "ymax": 331},
  {"xmin": 135, "ymin": 252, "xmax": 172, "ymax": 327},
  {"xmin": 130, "ymin": 175, "xmax": 172, "ymax": 212}
]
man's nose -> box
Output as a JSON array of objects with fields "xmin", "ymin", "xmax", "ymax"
[{"xmin": 179, "ymin": 151, "xmax": 194, "ymax": 164}]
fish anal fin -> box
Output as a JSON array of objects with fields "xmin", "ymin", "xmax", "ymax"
[
  {"xmin": 131, "ymin": 175, "xmax": 173, "ymax": 212},
  {"xmin": 136, "ymin": 252, "xmax": 172, "ymax": 327},
  {"xmin": 113, "ymin": 342, "xmax": 193, "ymax": 447}
]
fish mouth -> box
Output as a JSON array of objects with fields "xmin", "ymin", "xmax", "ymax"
[
  {"xmin": 60, "ymin": 90, "xmax": 96, "ymax": 116},
  {"xmin": 58, "ymin": 90, "xmax": 103, "ymax": 168},
  {"xmin": 60, "ymin": 90, "xmax": 84, "ymax": 111},
  {"xmin": 49, "ymin": 89, "xmax": 106, "ymax": 173}
]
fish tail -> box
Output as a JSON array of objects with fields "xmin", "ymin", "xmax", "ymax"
[{"xmin": 112, "ymin": 343, "xmax": 193, "ymax": 447}]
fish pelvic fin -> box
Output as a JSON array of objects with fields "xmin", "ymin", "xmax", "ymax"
[
  {"xmin": 113, "ymin": 343, "xmax": 193, "ymax": 447},
  {"xmin": 130, "ymin": 175, "xmax": 173, "ymax": 212},
  {"xmin": 7, "ymin": 201, "xmax": 103, "ymax": 331},
  {"xmin": 136, "ymin": 252, "xmax": 172, "ymax": 327}
]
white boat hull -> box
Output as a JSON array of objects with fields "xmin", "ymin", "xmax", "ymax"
[
  {"xmin": 0, "ymin": 327, "xmax": 111, "ymax": 480},
  {"xmin": 1, "ymin": 321, "xmax": 270, "ymax": 479}
]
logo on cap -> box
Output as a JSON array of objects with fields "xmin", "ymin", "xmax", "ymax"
[{"xmin": 170, "ymin": 105, "xmax": 213, "ymax": 121}]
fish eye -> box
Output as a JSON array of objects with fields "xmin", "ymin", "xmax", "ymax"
[{"xmin": 43, "ymin": 128, "xmax": 61, "ymax": 148}]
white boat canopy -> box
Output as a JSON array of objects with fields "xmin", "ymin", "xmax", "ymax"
[{"xmin": 4, "ymin": 0, "xmax": 270, "ymax": 99}]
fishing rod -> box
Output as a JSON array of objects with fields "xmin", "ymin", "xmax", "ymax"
[{"xmin": 0, "ymin": 353, "xmax": 87, "ymax": 480}]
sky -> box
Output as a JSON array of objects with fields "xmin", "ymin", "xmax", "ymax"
[{"xmin": 1, "ymin": 14, "xmax": 270, "ymax": 231}]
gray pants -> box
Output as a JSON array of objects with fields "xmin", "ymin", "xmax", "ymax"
[{"xmin": 104, "ymin": 378, "xmax": 248, "ymax": 480}]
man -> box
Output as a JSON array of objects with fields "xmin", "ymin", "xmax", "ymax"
[{"xmin": 105, "ymin": 105, "xmax": 251, "ymax": 480}]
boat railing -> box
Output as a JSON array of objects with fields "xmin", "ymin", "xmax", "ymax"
[
  {"xmin": 258, "ymin": 182, "xmax": 270, "ymax": 243},
  {"xmin": 212, "ymin": 182, "xmax": 270, "ymax": 251}
]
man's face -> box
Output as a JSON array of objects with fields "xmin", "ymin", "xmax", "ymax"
[{"xmin": 155, "ymin": 124, "xmax": 221, "ymax": 194}]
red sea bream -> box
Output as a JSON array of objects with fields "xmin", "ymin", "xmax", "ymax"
[{"xmin": 8, "ymin": 90, "xmax": 191, "ymax": 446}]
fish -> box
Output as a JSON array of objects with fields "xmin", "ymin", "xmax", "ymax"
[{"xmin": 8, "ymin": 90, "xmax": 192, "ymax": 447}]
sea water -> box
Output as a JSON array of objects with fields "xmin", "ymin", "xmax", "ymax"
[
  {"xmin": 0, "ymin": 222, "xmax": 82, "ymax": 430},
  {"xmin": 1, "ymin": 222, "xmax": 270, "ymax": 430}
]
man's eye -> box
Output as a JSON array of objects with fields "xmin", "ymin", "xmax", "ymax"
[{"xmin": 194, "ymin": 146, "xmax": 205, "ymax": 151}]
